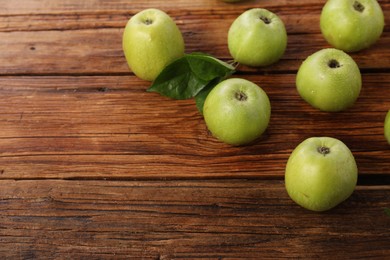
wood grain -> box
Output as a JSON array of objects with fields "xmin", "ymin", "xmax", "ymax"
[
  {"xmin": 0, "ymin": 74, "xmax": 389, "ymax": 180},
  {"xmin": 0, "ymin": 180, "xmax": 389, "ymax": 259},
  {"xmin": 0, "ymin": 1, "xmax": 389, "ymax": 75},
  {"xmin": 1, "ymin": 0, "xmax": 390, "ymax": 258}
]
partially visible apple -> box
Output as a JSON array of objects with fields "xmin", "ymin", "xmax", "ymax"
[
  {"xmin": 228, "ymin": 8, "xmax": 287, "ymax": 67},
  {"xmin": 285, "ymin": 137, "xmax": 358, "ymax": 212},
  {"xmin": 203, "ymin": 78, "xmax": 271, "ymax": 146},
  {"xmin": 123, "ymin": 9, "xmax": 185, "ymax": 81},
  {"xmin": 320, "ymin": 0, "xmax": 384, "ymax": 52},
  {"xmin": 385, "ymin": 110, "xmax": 390, "ymax": 144},
  {"xmin": 296, "ymin": 48, "xmax": 361, "ymax": 112}
]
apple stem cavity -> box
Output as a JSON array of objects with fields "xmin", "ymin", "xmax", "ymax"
[
  {"xmin": 328, "ymin": 59, "xmax": 341, "ymax": 69},
  {"xmin": 353, "ymin": 1, "xmax": 365, "ymax": 12},
  {"xmin": 143, "ymin": 18, "xmax": 153, "ymax": 25},
  {"xmin": 235, "ymin": 91, "xmax": 248, "ymax": 101},
  {"xmin": 259, "ymin": 16, "xmax": 271, "ymax": 24},
  {"xmin": 317, "ymin": 146, "xmax": 331, "ymax": 156}
]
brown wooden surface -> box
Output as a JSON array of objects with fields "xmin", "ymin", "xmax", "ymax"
[{"xmin": 0, "ymin": 0, "xmax": 389, "ymax": 258}]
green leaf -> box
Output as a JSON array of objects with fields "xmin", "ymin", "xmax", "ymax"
[
  {"xmin": 186, "ymin": 52, "xmax": 235, "ymax": 82},
  {"xmin": 147, "ymin": 53, "xmax": 235, "ymax": 100},
  {"xmin": 385, "ymin": 207, "xmax": 390, "ymax": 217},
  {"xmin": 195, "ymin": 77, "xmax": 221, "ymax": 115},
  {"xmin": 147, "ymin": 57, "xmax": 208, "ymax": 99}
]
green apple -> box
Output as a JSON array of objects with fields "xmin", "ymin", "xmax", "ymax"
[
  {"xmin": 203, "ymin": 78, "xmax": 271, "ymax": 146},
  {"xmin": 385, "ymin": 110, "xmax": 390, "ymax": 144},
  {"xmin": 285, "ymin": 137, "xmax": 358, "ymax": 212},
  {"xmin": 228, "ymin": 8, "xmax": 287, "ymax": 67},
  {"xmin": 123, "ymin": 9, "xmax": 185, "ymax": 81},
  {"xmin": 296, "ymin": 48, "xmax": 361, "ymax": 112},
  {"xmin": 320, "ymin": 0, "xmax": 384, "ymax": 52}
]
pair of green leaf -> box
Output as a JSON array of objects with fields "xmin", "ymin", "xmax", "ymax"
[{"xmin": 147, "ymin": 53, "xmax": 235, "ymax": 113}]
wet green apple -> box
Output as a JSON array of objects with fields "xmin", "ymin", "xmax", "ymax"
[
  {"xmin": 320, "ymin": 0, "xmax": 384, "ymax": 52},
  {"xmin": 203, "ymin": 78, "xmax": 271, "ymax": 146},
  {"xmin": 296, "ymin": 48, "xmax": 361, "ymax": 112},
  {"xmin": 228, "ymin": 8, "xmax": 287, "ymax": 67},
  {"xmin": 123, "ymin": 9, "xmax": 185, "ymax": 81},
  {"xmin": 385, "ymin": 110, "xmax": 390, "ymax": 144},
  {"xmin": 285, "ymin": 137, "xmax": 358, "ymax": 212}
]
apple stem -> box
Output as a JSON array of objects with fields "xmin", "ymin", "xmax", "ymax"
[
  {"xmin": 235, "ymin": 91, "xmax": 248, "ymax": 101},
  {"xmin": 353, "ymin": 1, "xmax": 365, "ymax": 12},
  {"xmin": 143, "ymin": 19, "xmax": 153, "ymax": 25},
  {"xmin": 328, "ymin": 59, "xmax": 341, "ymax": 69},
  {"xmin": 259, "ymin": 16, "xmax": 271, "ymax": 24},
  {"xmin": 317, "ymin": 146, "xmax": 330, "ymax": 156}
]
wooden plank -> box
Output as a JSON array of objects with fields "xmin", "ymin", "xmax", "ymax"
[
  {"xmin": 1, "ymin": 0, "xmax": 389, "ymax": 18},
  {"xmin": 0, "ymin": 1, "xmax": 389, "ymax": 75},
  {"xmin": 1, "ymin": 29, "xmax": 389, "ymax": 75},
  {"xmin": 0, "ymin": 74, "xmax": 389, "ymax": 180},
  {"xmin": 0, "ymin": 179, "xmax": 389, "ymax": 259},
  {"xmin": 0, "ymin": 0, "xmax": 389, "ymax": 258},
  {"xmin": 0, "ymin": 3, "xmax": 344, "ymax": 33},
  {"xmin": 1, "ymin": 1, "xmax": 389, "ymax": 36},
  {"xmin": 0, "ymin": 0, "xmax": 330, "ymax": 14}
]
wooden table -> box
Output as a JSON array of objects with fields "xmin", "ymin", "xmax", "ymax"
[{"xmin": 1, "ymin": 0, "xmax": 389, "ymax": 258}]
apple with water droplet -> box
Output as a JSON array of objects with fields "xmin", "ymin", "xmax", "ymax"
[
  {"xmin": 285, "ymin": 137, "xmax": 358, "ymax": 212},
  {"xmin": 123, "ymin": 9, "xmax": 185, "ymax": 81},
  {"xmin": 203, "ymin": 78, "xmax": 271, "ymax": 146},
  {"xmin": 228, "ymin": 8, "xmax": 287, "ymax": 67},
  {"xmin": 296, "ymin": 48, "xmax": 361, "ymax": 112},
  {"xmin": 320, "ymin": 0, "xmax": 384, "ymax": 52}
]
